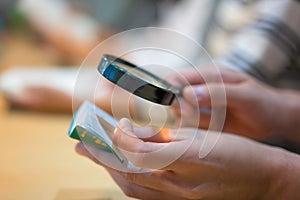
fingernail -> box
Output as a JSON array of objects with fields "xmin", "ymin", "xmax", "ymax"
[
  {"xmin": 194, "ymin": 86, "xmax": 207, "ymax": 100},
  {"xmin": 185, "ymin": 86, "xmax": 207, "ymax": 101},
  {"xmin": 115, "ymin": 118, "xmax": 134, "ymax": 135}
]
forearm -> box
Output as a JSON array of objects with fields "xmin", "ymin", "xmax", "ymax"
[
  {"xmin": 267, "ymin": 148, "xmax": 300, "ymax": 200},
  {"xmin": 279, "ymin": 89, "xmax": 300, "ymax": 145}
]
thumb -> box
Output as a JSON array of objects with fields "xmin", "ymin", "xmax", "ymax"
[
  {"xmin": 117, "ymin": 118, "xmax": 134, "ymax": 135},
  {"xmin": 113, "ymin": 118, "xmax": 194, "ymax": 170}
]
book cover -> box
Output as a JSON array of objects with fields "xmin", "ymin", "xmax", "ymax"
[{"xmin": 68, "ymin": 101, "xmax": 124, "ymax": 163}]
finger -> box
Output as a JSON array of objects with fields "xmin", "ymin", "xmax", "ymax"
[
  {"xmin": 109, "ymin": 171, "xmax": 184, "ymax": 200},
  {"xmin": 172, "ymin": 99, "xmax": 201, "ymax": 128},
  {"xmin": 198, "ymin": 111, "xmax": 211, "ymax": 130},
  {"xmin": 110, "ymin": 169, "xmax": 189, "ymax": 199},
  {"xmin": 9, "ymin": 86, "xmax": 72, "ymax": 113},
  {"xmin": 183, "ymin": 83, "xmax": 226, "ymax": 107},
  {"xmin": 113, "ymin": 118, "xmax": 167, "ymax": 154},
  {"xmin": 76, "ymin": 142, "xmax": 184, "ymax": 199},
  {"xmin": 75, "ymin": 142, "xmax": 104, "ymax": 166},
  {"xmin": 77, "ymin": 142, "xmax": 184, "ymax": 199},
  {"xmin": 133, "ymin": 126, "xmax": 173, "ymax": 143},
  {"xmin": 112, "ymin": 118, "xmax": 193, "ymax": 169},
  {"xmin": 141, "ymin": 129, "xmax": 173, "ymax": 143},
  {"xmin": 76, "ymin": 142, "xmax": 127, "ymax": 175},
  {"xmin": 165, "ymin": 67, "xmax": 248, "ymax": 87},
  {"xmin": 183, "ymin": 83, "xmax": 244, "ymax": 107},
  {"xmin": 170, "ymin": 99, "xmax": 212, "ymax": 129}
]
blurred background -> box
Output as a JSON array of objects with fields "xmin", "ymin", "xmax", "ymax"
[{"xmin": 0, "ymin": 0, "xmax": 258, "ymax": 199}]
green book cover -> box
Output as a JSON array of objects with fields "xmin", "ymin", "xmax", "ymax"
[{"xmin": 68, "ymin": 101, "xmax": 124, "ymax": 163}]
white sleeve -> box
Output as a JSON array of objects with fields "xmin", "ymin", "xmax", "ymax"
[{"xmin": 216, "ymin": 0, "xmax": 300, "ymax": 83}]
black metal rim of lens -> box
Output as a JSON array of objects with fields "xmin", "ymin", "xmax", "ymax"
[{"xmin": 98, "ymin": 54, "xmax": 179, "ymax": 105}]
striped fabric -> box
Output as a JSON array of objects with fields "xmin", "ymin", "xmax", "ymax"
[{"xmin": 217, "ymin": 0, "xmax": 300, "ymax": 88}]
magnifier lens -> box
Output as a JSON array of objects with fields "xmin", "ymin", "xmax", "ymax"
[
  {"xmin": 115, "ymin": 61, "xmax": 172, "ymax": 90},
  {"xmin": 98, "ymin": 54, "xmax": 180, "ymax": 105}
]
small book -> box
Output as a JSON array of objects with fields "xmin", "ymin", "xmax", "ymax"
[{"xmin": 68, "ymin": 101, "xmax": 124, "ymax": 163}]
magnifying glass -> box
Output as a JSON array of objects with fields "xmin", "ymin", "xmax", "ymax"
[{"xmin": 98, "ymin": 54, "xmax": 181, "ymax": 106}]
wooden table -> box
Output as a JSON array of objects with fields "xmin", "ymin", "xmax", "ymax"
[
  {"xmin": 0, "ymin": 30, "xmax": 134, "ymax": 200},
  {"xmin": 0, "ymin": 110, "xmax": 133, "ymax": 200}
]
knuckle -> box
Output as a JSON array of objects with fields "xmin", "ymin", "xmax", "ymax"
[
  {"xmin": 124, "ymin": 172, "xmax": 137, "ymax": 183},
  {"xmin": 158, "ymin": 171, "xmax": 196, "ymax": 196},
  {"xmin": 218, "ymin": 66, "xmax": 228, "ymax": 75},
  {"xmin": 159, "ymin": 171, "xmax": 176, "ymax": 185},
  {"xmin": 112, "ymin": 131, "xmax": 122, "ymax": 147},
  {"xmin": 131, "ymin": 154, "xmax": 146, "ymax": 167},
  {"xmin": 122, "ymin": 183, "xmax": 137, "ymax": 198},
  {"xmin": 180, "ymin": 187, "xmax": 203, "ymax": 200},
  {"xmin": 135, "ymin": 141, "xmax": 147, "ymax": 153},
  {"xmin": 130, "ymin": 142, "xmax": 156, "ymax": 168},
  {"xmin": 129, "ymin": 145, "xmax": 147, "ymax": 167}
]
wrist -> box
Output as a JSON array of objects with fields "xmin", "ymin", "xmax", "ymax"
[
  {"xmin": 276, "ymin": 89, "xmax": 300, "ymax": 142},
  {"xmin": 265, "ymin": 148, "xmax": 300, "ymax": 200}
]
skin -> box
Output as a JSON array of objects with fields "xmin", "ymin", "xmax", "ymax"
[
  {"xmin": 8, "ymin": 86, "xmax": 73, "ymax": 114},
  {"xmin": 8, "ymin": 79, "xmax": 114, "ymax": 114},
  {"xmin": 11, "ymin": 67, "xmax": 300, "ymax": 144},
  {"xmin": 76, "ymin": 118, "xmax": 300, "ymax": 200},
  {"xmin": 74, "ymin": 68, "xmax": 300, "ymax": 199},
  {"xmin": 10, "ymin": 65, "xmax": 300, "ymax": 198},
  {"xmin": 168, "ymin": 67, "xmax": 300, "ymax": 144}
]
